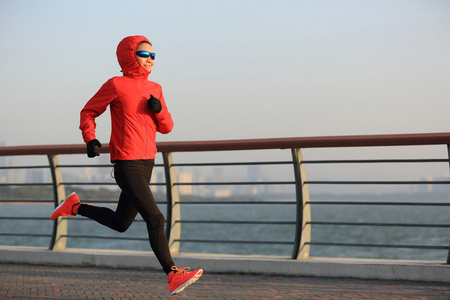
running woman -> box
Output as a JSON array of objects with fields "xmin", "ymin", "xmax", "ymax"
[{"xmin": 51, "ymin": 35, "xmax": 202, "ymax": 295}]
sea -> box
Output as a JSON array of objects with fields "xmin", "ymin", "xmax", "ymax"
[{"xmin": 0, "ymin": 201, "xmax": 448, "ymax": 262}]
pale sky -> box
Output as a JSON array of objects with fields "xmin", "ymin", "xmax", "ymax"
[{"xmin": 1, "ymin": 0, "xmax": 449, "ymax": 147}]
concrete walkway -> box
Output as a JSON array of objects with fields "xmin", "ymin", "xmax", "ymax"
[
  {"xmin": 1, "ymin": 246, "xmax": 449, "ymax": 299},
  {"xmin": 1, "ymin": 246, "xmax": 449, "ymax": 283},
  {"xmin": 1, "ymin": 263, "xmax": 449, "ymax": 300}
]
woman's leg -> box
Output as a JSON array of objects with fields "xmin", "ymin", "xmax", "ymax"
[
  {"xmin": 114, "ymin": 160, "xmax": 175, "ymax": 274},
  {"xmin": 77, "ymin": 191, "xmax": 138, "ymax": 233}
]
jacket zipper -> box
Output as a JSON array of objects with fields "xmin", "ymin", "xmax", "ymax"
[{"xmin": 137, "ymin": 79, "xmax": 149, "ymax": 157}]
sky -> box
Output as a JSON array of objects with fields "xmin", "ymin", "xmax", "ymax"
[{"xmin": 1, "ymin": 0, "xmax": 450, "ymax": 191}]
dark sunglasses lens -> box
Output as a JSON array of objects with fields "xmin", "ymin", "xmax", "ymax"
[
  {"xmin": 136, "ymin": 51, "xmax": 155, "ymax": 60},
  {"xmin": 137, "ymin": 51, "xmax": 150, "ymax": 58}
]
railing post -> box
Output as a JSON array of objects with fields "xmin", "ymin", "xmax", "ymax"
[
  {"xmin": 48, "ymin": 154, "xmax": 67, "ymax": 250},
  {"xmin": 162, "ymin": 152, "xmax": 181, "ymax": 254},
  {"xmin": 447, "ymin": 145, "xmax": 450, "ymax": 265},
  {"xmin": 447, "ymin": 144, "xmax": 450, "ymax": 172},
  {"xmin": 291, "ymin": 148, "xmax": 311, "ymax": 259},
  {"xmin": 446, "ymin": 240, "xmax": 450, "ymax": 265}
]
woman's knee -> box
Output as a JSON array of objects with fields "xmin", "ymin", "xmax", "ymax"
[
  {"xmin": 113, "ymin": 219, "xmax": 133, "ymax": 233},
  {"xmin": 146, "ymin": 213, "xmax": 166, "ymax": 232}
]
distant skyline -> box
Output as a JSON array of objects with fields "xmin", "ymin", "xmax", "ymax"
[{"xmin": 1, "ymin": 151, "xmax": 449, "ymax": 197}]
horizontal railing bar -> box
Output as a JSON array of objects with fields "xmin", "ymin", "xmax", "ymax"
[
  {"xmin": 70, "ymin": 217, "xmax": 146, "ymax": 223},
  {"xmin": 0, "ymin": 216, "xmax": 149, "ymax": 223},
  {"xmin": 62, "ymin": 235, "xmax": 148, "ymax": 241},
  {"xmin": 63, "ymin": 182, "xmax": 166, "ymax": 186},
  {"xmin": 308, "ymin": 221, "xmax": 450, "ymax": 228},
  {"xmin": 306, "ymin": 242, "xmax": 448, "ymax": 250},
  {"xmin": 175, "ymin": 201, "xmax": 296, "ymax": 205},
  {"xmin": 172, "ymin": 161, "xmax": 292, "ymax": 167},
  {"xmin": 17, "ymin": 218, "xmax": 448, "ymax": 227},
  {"xmin": 0, "ymin": 158, "xmax": 450, "ymax": 170},
  {"xmin": 1, "ymin": 133, "xmax": 450, "ymax": 156},
  {"xmin": 0, "ymin": 233, "xmax": 52, "ymax": 238},
  {"xmin": 57, "ymin": 164, "xmax": 164, "ymax": 168},
  {"xmin": 77, "ymin": 200, "xmax": 166, "ymax": 206},
  {"xmin": 62, "ymin": 182, "xmax": 119, "ymax": 186},
  {"xmin": 58, "ymin": 164, "xmax": 113, "ymax": 168},
  {"xmin": 0, "ymin": 165, "xmax": 50, "ymax": 170},
  {"xmin": 56, "ymin": 180, "xmax": 449, "ymax": 188},
  {"xmin": 307, "ymin": 201, "xmax": 450, "ymax": 206},
  {"xmin": 156, "ymin": 133, "xmax": 450, "ymax": 151},
  {"xmin": 0, "ymin": 200, "xmax": 53, "ymax": 203},
  {"xmin": 175, "ymin": 181, "xmax": 294, "ymax": 186},
  {"xmin": 0, "ymin": 217, "xmax": 51, "ymax": 220},
  {"xmin": 174, "ymin": 239, "xmax": 293, "ymax": 245},
  {"xmin": 76, "ymin": 200, "xmax": 118, "ymax": 204},
  {"xmin": 306, "ymin": 180, "xmax": 450, "ymax": 185},
  {"xmin": 302, "ymin": 159, "xmax": 450, "ymax": 164},
  {"xmin": 177, "ymin": 220, "xmax": 295, "ymax": 225},
  {"xmin": 0, "ymin": 183, "xmax": 53, "ymax": 187}
]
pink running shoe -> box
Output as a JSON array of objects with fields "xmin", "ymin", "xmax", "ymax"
[
  {"xmin": 167, "ymin": 266, "xmax": 203, "ymax": 295},
  {"xmin": 50, "ymin": 192, "xmax": 81, "ymax": 220}
]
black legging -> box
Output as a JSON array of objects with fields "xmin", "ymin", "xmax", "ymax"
[{"xmin": 77, "ymin": 159, "xmax": 175, "ymax": 274}]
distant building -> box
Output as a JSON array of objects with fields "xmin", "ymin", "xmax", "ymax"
[
  {"xmin": 214, "ymin": 189, "xmax": 232, "ymax": 198},
  {"xmin": 178, "ymin": 172, "xmax": 193, "ymax": 195},
  {"xmin": 26, "ymin": 169, "xmax": 45, "ymax": 183}
]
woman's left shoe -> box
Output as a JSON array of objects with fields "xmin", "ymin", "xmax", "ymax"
[{"xmin": 50, "ymin": 192, "xmax": 81, "ymax": 220}]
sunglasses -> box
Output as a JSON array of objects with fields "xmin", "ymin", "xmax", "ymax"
[{"xmin": 136, "ymin": 51, "xmax": 156, "ymax": 60}]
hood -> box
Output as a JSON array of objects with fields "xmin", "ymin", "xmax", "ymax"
[{"xmin": 116, "ymin": 35, "xmax": 151, "ymax": 77}]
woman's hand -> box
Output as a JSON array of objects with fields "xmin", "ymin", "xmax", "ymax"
[
  {"xmin": 147, "ymin": 95, "xmax": 162, "ymax": 113},
  {"xmin": 87, "ymin": 139, "xmax": 102, "ymax": 157}
]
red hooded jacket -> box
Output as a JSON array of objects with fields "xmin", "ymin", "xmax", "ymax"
[{"xmin": 80, "ymin": 36, "xmax": 174, "ymax": 162}]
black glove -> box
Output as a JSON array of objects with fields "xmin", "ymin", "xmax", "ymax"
[
  {"xmin": 87, "ymin": 139, "xmax": 102, "ymax": 158},
  {"xmin": 147, "ymin": 95, "xmax": 162, "ymax": 113}
]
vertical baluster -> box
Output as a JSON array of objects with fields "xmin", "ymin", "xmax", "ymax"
[
  {"xmin": 291, "ymin": 148, "xmax": 311, "ymax": 259},
  {"xmin": 48, "ymin": 154, "xmax": 67, "ymax": 250},
  {"xmin": 446, "ymin": 145, "xmax": 450, "ymax": 264},
  {"xmin": 162, "ymin": 152, "xmax": 181, "ymax": 254}
]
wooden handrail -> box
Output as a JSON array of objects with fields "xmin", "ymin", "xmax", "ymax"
[{"xmin": 1, "ymin": 132, "xmax": 450, "ymax": 156}]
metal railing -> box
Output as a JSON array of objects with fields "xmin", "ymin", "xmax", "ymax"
[{"xmin": 0, "ymin": 132, "xmax": 449, "ymax": 262}]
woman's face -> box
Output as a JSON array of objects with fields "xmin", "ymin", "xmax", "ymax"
[{"xmin": 136, "ymin": 42, "xmax": 155, "ymax": 72}]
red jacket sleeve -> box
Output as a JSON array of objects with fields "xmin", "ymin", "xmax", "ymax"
[{"xmin": 79, "ymin": 79, "xmax": 118, "ymax": 143}]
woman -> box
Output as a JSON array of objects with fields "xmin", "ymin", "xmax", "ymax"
[{"xmin": 51, "ymin": 35, "xmax": 202, "ymax": 296}]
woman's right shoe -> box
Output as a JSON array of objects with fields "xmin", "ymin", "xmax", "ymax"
[
  {"xmin": 50, "ymin": 192, "xmax": 81, "ymax": 220},
  {"xmin": 167, "ymin": 266, "xmax": 203, "ymax": 295}
]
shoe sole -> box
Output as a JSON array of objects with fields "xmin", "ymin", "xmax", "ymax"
[
  {"xmin": 171, "ymin": 269, "xmax": 203, "ymax": 295},
  {"xmin": 50, "ymin": 192, "xmax": 77, "ymax": 220}
]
